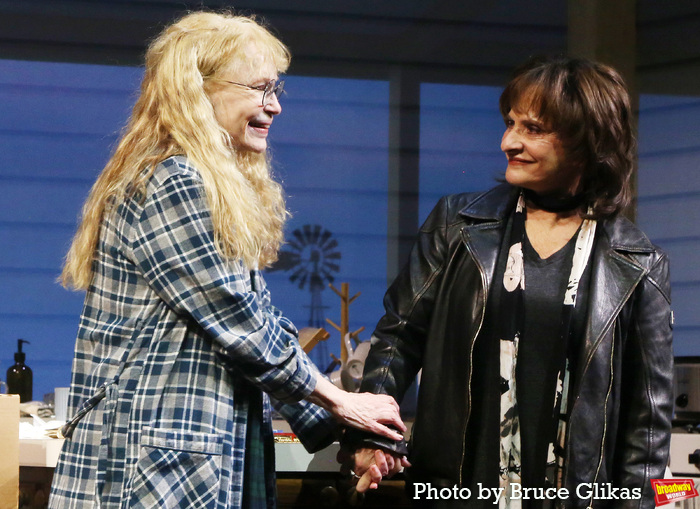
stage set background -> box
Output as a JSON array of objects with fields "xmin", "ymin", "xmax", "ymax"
[{"xmin": 1, "ymin": 57, "xmax": 697, "ymax": 399}]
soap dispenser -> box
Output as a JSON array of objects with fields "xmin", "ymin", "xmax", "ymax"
[{"xmin": 7, "ymin": 339, "xmax": 32, "ymax": 402}]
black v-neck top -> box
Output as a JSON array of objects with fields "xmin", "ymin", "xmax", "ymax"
[{"xmin": 517, "ymin": 231, "xmax": 577, "ymax": 492}]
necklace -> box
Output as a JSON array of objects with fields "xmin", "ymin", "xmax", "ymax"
[{"xmin": 522, "ymin": 188, "xmax": 586, "ymax": 213}]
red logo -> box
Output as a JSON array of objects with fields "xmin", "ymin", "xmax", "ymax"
[{"xmin": 651, "ymin": 479, "xmax": 699, "ymax": 506}]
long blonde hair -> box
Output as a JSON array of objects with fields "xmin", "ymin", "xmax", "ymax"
[{"xmin": 61, "ymin": 11, "xmax": 290, "ymax": 289}]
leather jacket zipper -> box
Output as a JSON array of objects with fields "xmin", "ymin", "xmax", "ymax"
[
  {"xmin": 566, "ymin": 329, "xmax": 616, "ymax": 509},
  {"xmin": 590, "ymin": 330, "xmax": 615, "ymax": 508},
  {"xmin": 459, "ymin": 227, "xmax": 489, "ymax": 487}
]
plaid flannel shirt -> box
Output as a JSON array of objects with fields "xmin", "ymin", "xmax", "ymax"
[{"xmin": 49, "ymin": 156, "xmax": 337, "ymax": 509}]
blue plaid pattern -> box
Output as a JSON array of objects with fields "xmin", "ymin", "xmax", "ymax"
[{"xmin": 49, "ymin": 156, "xmax": 336, "ymax": 508}]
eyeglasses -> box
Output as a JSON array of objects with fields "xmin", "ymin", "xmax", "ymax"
[{"xmin": 221, "ymin": 79, "xmax": 285, "ymax": 107}]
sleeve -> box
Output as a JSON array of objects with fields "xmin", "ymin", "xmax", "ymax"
[
  {"xmin": 360, "ymin": 195, "xmax": 450, "ymax": 401},
  {"xmin": 130, "ymin": 170, "xmax": 316, "ymax": 403},
  {"xmin": 259, "ymin": 272, "xmax": 298, "ymax": 337},
  {"xmin": 271, "ymin": 396, "xmax": 339, "ymax": 453},
  {"xmin": 343, "ymin": 196, "xmax": 450, "ymax": 452},
  {"xmin": 613, "ymin": 251, "xmax": 673, "ymax": 509}
]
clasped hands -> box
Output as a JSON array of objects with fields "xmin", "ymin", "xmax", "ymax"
[
  {"xmin": 338, "ymin": 446, "xmax": 411, "ymax": 493},
  {"xmin": 315, "ymin": 381, "xmax": 410, "ymax": 492}
]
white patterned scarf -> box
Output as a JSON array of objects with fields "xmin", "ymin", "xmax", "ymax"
[{"xmin": 498, "ymin": 193, "xmax": 596, "ymax": 509}]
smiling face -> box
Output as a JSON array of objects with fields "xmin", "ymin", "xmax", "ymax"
[
  {"xmin": 208, "ymin": 48, "xmax": 281, "ymax": 154},
  {"xmin": 501, "ymin": 106, "xmax": 581, "ymax": 196}
]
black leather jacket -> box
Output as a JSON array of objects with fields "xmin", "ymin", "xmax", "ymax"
[{"xmin": 360, "ymin": 185, "xmax": 673, "ymax": 508}]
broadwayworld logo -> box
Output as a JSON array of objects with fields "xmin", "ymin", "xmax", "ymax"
[{"xmin": 651, "ymin": 479, "xmax": 699, "ymax": 506}]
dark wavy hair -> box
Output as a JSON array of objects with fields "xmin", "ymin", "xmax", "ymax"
[{"xmin": 499, "ymin": 56, "xmax": 635, "ymax": 218}]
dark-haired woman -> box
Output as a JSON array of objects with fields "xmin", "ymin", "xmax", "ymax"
[{"xmin": 347, "ymin": 56, "xmax": 673, "ymax": 509}]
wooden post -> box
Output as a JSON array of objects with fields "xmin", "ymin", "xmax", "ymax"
[
  {"xmin": 327, "ymin": 282, "xmax": 362, "ymax": 364},
  {"xmin": 567, "ymin": 0, "xmax": 637, "ymax": 220}
]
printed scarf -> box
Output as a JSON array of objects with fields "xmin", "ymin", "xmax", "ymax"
[{"xmin": 498, "ymin": 193, "xmax": 596, "ymax": 509}]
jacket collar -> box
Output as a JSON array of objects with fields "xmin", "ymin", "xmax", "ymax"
[
  {"xmin": 458, "ymin": 184, "xmax": 518, "ymax": 223},
  {"xmin": 598, "ymin": 214, "xmax": 655, "ymax": 254}
]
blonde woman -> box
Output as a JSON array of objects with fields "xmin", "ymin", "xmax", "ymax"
[{"xmin": 49, "ymin": 11, "xmax": 404, "ymax": 509}]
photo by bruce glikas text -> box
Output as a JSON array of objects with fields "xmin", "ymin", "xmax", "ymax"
[{"xmin": 412, "ymin": 482, "xmax": 642, "ymax": 504}]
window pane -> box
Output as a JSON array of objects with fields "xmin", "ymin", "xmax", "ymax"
[
  {"xmin": 267, "ymin": 76, "xmax": 390, "ymax": 368},
  {"xmin": 419, "ymin": 82, "xmax": 504, "ymax": 223},
  {"xmin": 637, "ymin": 93, "xmax": 700, "ymax": 355},
  {"xmin": 0, "ymin": 61, "xmax": 390, "ymax": 395},
  {"xmin": 0, "ymin": 58, "xmax": 143, "ymax": 398}
]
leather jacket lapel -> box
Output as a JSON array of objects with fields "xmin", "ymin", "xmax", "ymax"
[
  {"xmin": 458, "ymin": 184, "xmax": 518, "ymax": 297},
  {"xmin": 577, "ymin": 217, "xmax": 653, "ymax": 383}
]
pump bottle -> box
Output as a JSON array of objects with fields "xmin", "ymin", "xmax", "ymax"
[{"xmin": 7, "ymin": 339, "xmax": 32, "ymax": 402}]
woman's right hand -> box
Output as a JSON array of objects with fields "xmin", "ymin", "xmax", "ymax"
[{"xmin": 307, "ymin": 376, "xmax": 405, "ymax": 441}]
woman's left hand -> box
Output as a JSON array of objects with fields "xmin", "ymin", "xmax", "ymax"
[
  {"xmin": 307, "ymin": 376, "xmax": 406, "ymax": 441},
  {"xmin": 331, "ymin": 390, "xmax": 406, "ymax": 440}
]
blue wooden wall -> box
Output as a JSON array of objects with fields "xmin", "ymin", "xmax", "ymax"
[
  {"xmin": 419, "ymin": 83, "xmax": 504, "ymax": 221},
  {"xmin": 0, "ymin": 60, "xmax": 142, "ymax": 399},
  {"xmin": 0, "ymin": 59, "xmax": 390, "ymax": 398},
  {"xmin": 637, "ymin": 94, "xmax": 700, "ymax": 355},
  {"xmin": 0, "ymin": 58, "xmax": 696, "ymax": 400}
]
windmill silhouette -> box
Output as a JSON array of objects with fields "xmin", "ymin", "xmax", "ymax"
[{"xmin": 269, "ymin": 224, "xmax": 341, "ymax": 365}]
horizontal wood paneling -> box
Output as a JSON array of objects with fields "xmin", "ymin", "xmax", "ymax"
[
  {"xmin": 419, "ymin": 82, "xmax": 505, "ymax": 221},
  {"xmin": 0, "ymin": 61, "xmax": 391, "ymax": 392},
  {"xmin": 638, "ymin": 93, "xmax": 700, "ymax": 356}
]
